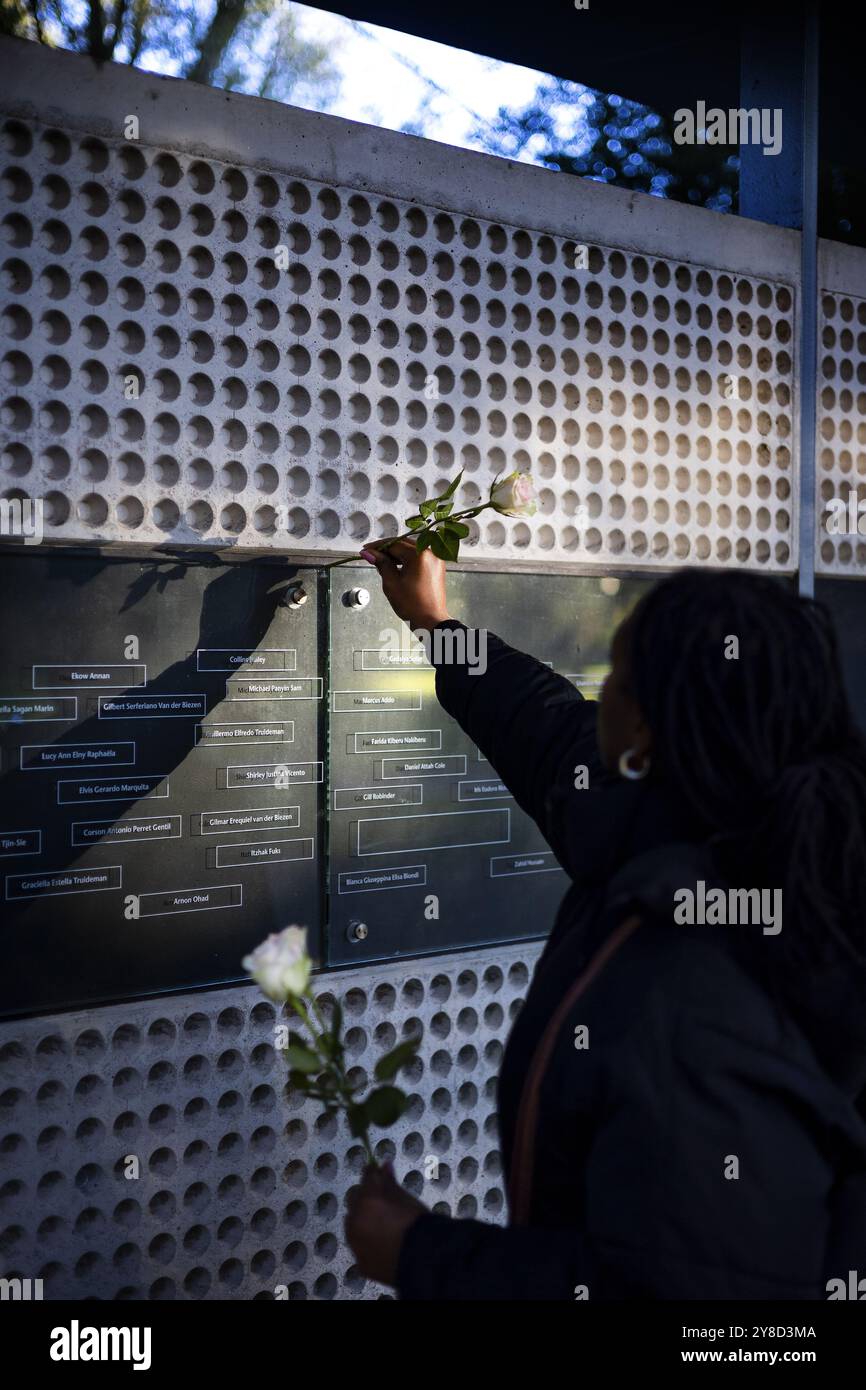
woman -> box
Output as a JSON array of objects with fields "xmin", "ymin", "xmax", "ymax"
[{"xmin": 344, "ymin": 542, "xmax": 866, "ymax": 1300}]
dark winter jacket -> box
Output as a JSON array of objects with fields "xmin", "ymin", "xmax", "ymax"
[{"xmin": 396, "ymin": 621, "xmax": 866, "ymax": 1300}]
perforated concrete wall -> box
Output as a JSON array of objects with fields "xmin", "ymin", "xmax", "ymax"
[
  {"xmin": 1, "ymin": 29, "xmax": 865, "ymax": 1307},
  {"xmin": 0, "ymin": 940, "xmax": 539, "ymax": 1300},
  {"xmin": 817, "ymin": 241, "xmax": 866, "ymax": 576},
  {"xmin": 0, "ymin": 37, "xmax": 812, "ymax": 574}
]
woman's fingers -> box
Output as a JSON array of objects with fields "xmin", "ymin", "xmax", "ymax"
[
  {"xmin": 357, "ymin": 538, "xmax": 451, "ymax": 630},
  {"xmin": 355, "ymin": 536, "xmax": 450, "ymax": 631},
  {"xmin": 361, "ymin": 539, "xmax": 415, "ymax": 571},
  {"xmin": 363, "ymin": 1160, "xmax": 399, "ymax": 1193}
]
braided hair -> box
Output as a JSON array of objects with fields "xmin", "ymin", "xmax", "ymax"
[{"xmin": 625, "ymin": 569, "xmax": 866, "ymax": 1082}]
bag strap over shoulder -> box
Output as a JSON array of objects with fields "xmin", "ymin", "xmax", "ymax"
[{"xmin": 508, "ymin": 915, "xmax": 642, "ymax": 1228}]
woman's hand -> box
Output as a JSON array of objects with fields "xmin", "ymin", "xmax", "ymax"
[
  {"xmin": 344, "ymin": 1161, "xmax": 429, "ymax": 1286},
  {"xmin": 360, "ymin": 540, "xmax": 451, "ymax": 633}
]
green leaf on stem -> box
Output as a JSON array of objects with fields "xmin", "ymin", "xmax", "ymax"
[
  {"xmin": 416, "ymin": 530, "xmax": 436, "ymax": 553},
  {"xmin": 284, "ymin": 1043, "xmax": 319, "ymax": 1072},
  {"xmin": 287, "ymin": 1068, "xmax": 316, "ymax": 1090},
  {"xmin": 406, "ymin": 515, "xmax": 424, "ymax": 531},
  {"xmin": 438, "ymin": 468, "xmax": 464, "ymax": 501},
  {"xmin": 434, "ymin": 501, "xmax": 454, "ymax": 518},
  {"xmin": 419, "ymin": 499, "xmax": 436, "ymax": 519},
  {"xmin": 447, "ymin": 521, "xmax": 470, "ymax": 539},
  {"xmin": 364, "ymin": 1085, "xmax": 409, "ymax": 1128},
  {"xmin": 347, "ymin": 1102, "xmax": 369, "ymax": 1139},
  {"xmin": 374, "ymin": 1038, "xmax": 421, "ymax": 1081},
  {"xmin": 430, "ymin": 529, "xmax": 460, "ymax": 562}
]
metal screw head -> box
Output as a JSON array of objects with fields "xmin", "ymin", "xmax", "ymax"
[
  {"xmin": 345, "ymin": 587, "xmax": 370, "ymax": 608},
  {"xmin": 347, "ymin": 920, "xmax": 368, "ymax": 942},
  {"xmin": 282, "ymin": 584, "xmax": 308, "ymax": 608}
]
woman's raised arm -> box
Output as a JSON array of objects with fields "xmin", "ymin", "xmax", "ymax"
[{"xmin": 362, "ymin": 542, "xmax": 601, "ymax": 872}]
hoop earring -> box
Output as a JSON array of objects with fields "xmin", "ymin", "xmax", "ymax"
[{"xmin": 618, "ymin": 748, "xmax": 650, "ymax": 781}]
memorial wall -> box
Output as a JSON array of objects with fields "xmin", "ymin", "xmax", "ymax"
[
  {"xmin": 0, "ymin": 548, "xmax": 649, "ymax": 1015},
  {"xmin": 0, "ymin": 36, "xmax": 864, "ymax": 1299},
  {"xmin": 0, "ymin": 552, "xmax": 325, "ymax": 1015}
]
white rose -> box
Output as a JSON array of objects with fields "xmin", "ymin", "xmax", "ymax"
[
  {"xmin": 242, "ymin": 925, "xmax": 312, "ymax": 1002},
  {"xmin": 489, "ymin": 470, "xmax": 537, "ymax": 517}
]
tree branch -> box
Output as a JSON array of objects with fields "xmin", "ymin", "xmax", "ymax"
[
  {"xmin": 25, "ymin": 0, "xmax": 45, "ymax": 43},
  {"xmin": 126, "ymin": 0, "xmax": 149, "ymax": 63},
  {"xmin": 86, "ymin": 0, "xmax": 108, "ymax": 58},
  {"xmin": 108, "ymin": 0, "xmax": 128, "ymax": 51},
  {"xmin": 185, "ymin": 0, "xmax": 248, "ymax": 85}
]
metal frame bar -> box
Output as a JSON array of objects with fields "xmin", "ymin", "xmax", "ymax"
[{"xmin": 797, "ymin": 6, "xmax": 820, "ymax": 597}]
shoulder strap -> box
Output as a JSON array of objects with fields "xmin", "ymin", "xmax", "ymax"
[{"xmin": 508, "ymin": 915, "xmax": 641, "ymax": 1227}]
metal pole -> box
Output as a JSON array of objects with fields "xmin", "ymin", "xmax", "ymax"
[{"xmin": 798, "ymin": 4, "xmax": 820, "ymax": 597}]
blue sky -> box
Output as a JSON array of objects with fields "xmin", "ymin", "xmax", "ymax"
[{"xmin": 137, "ymin": 1, "xmax": 597, "ymax": 164}]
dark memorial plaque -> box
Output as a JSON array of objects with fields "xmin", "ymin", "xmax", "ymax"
[
  {"xmin": 0, "ymin": 551, "xmax": 656, "ymax": 1010},
  {"xmin": 0, "ymin": 552, "xmax": 325, "ymax": 1017},
  {"xmin": 326, "ymin": 565, "xmax": 652, "ymax": 964}
]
